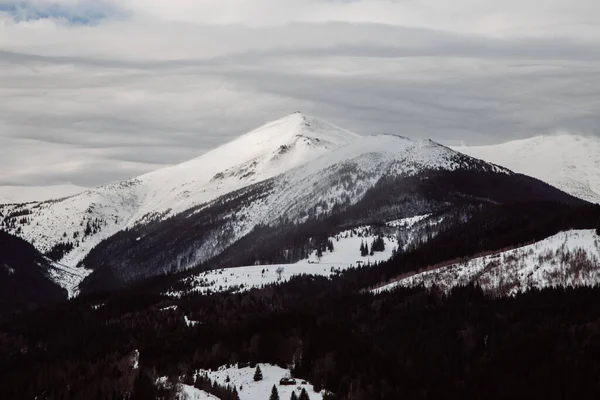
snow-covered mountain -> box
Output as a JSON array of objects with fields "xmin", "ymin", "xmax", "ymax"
[
  {"xmin": 374, "ymin": 229, "xmax": 600, "ymax": 296},
  {"xmin": 0, "ymin": 113, "xmax": 358, "ymax": 268},
  {"xmin": 454, "ymin": 134, "xmax": 600, "ymax": 203},
  {"xmin": 0, "ymin": 113, "xmax": 585, "ymax": 294}
]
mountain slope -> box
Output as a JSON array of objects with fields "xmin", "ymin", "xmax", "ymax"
[
  {"xmin": 375, "ymin": 229, "xmax": 600, "ymax": 295},
  {"xmin": 0, "ymin": 113, "xmax": 359, "ymax": 269},
  {"xmin": 0, "ymin": 230, "xmax": 67, "ymax": 319},
  {"xmin": 454, "ymin": 134, "xmax": 600, "ymax": 203},
  {"xmin": 79, "ymin": 134, "xmax": 584, "ymax": 294}
]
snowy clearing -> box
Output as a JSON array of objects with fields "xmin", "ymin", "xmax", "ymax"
[{"xmin": 198, "ymin": 364, "xmax": 324, "ymax": 400}]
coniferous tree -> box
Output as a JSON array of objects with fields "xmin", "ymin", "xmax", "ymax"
[
  {"xmin": 299, "ymin": 388, "xmax": 310, "ymax": 400},
  {"xmin": 359, "ymin": 241, "xmax": 365, "ymax": 256},
  {"xmin": 253, "ymin": 365, "xmax": 263, "ymax": 382},
  {"xmin": 269, "ymin": 385, "xmax": 280, "ymax": 400},
  {"xmin": 596, "ymin": 218, "xmax": 600, "ymax": 236},
  {"xmin": 290, "ymin": 392, "xmax": 299, "ymax": 400}
]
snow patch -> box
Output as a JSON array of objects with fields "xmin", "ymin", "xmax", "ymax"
[
  {"xmin": 184, "ymin": 315, "xmax": 200, "ymax": 327},
  {"xmin": 198, "ymin": 364, "xmax": 323, "ymax": 400}
]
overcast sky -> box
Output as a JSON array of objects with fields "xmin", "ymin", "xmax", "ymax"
[{"xmin": 1, "ymin": 0, "xmax": 599, "ymax": 196}]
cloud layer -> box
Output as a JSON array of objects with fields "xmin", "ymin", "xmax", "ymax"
[{"xmin": 1, "ymin": 0, "xmax": 599, "ymax": 192}]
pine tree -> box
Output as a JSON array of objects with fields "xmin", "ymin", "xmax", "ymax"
[
  {"xmin": 253, "ymin": 365, "xmax": 263, "ymax": 382},
  {"xmin": 364, "ymin": 242, "xmax": 369, "ymax": 257},
  {"xmin": 269, "ymin": 385, "xmax": 280, "ymax": 400},
  {"xmin": 596, "ymin": 217, "xmax": 600, "ymax": 236},
  {"xmin": 359, "ymin": 241, "xmax": 365, "ymax": 256},
  {"xmin": 290, "ymin": 392, "xmax": 299, "ymax": 400},
  {"xmin": 299, "ymin": 388, "xmax": 310, "ymax": 400}
]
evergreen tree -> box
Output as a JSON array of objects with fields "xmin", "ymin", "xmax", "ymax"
[
  {"xmin": 253, "ymin": 365, "xmax": 263, "ymax": 382},
  {"xmin": 371, "ymin": 235, "xmax": 386, "ymax": 252},
  {"xmin": 269, "ymin": 385, "xmax": 280, "ymax": 400},
  {"xmin": 290, "ymin": 392, "xmax": 299, "ymax": 400},
  {"xmin": 364, "ymin": 242, "xmax": 369, "ymax": 257},
  {"xmin": 299, "ymin": 388, "xmax": 310, "ymax": 400},
  {"xmin": 596, "ymin": 218, "xmax": 600, "ymax": 236},
  {"xmin": 359, "ymin": 241, "xmax": 365, "ymax": 256}
]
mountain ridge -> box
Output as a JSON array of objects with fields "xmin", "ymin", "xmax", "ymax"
[{"xmin": 454, "ymin": 133, "xmax": 600, "ymax": 204}]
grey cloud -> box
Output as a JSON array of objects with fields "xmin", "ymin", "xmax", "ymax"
[{"xmin": 1, "ymin": 23, "xmax": 599, "ymax": 189}]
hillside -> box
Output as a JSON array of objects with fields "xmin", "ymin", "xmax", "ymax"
[
  {"xmin": 454, "ymin": 134, "xmax": 600, "ymax": 203},
  {"xmin": 375, "ymin": 229, "xmax": 600, "ymax": 295},
  {"xmin": 0, "ymin": 230, "xmax": 67, "ymax": 319}
]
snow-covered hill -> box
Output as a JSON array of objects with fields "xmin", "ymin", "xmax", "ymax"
[
  {"xmin": 454, "ymin": 134, "xmax": 600, "ymax": 203},
  {"xmin": 375, "ymin": 230, "xmax": 600, "ymax": 296}
]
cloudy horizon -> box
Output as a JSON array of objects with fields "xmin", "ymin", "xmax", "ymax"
[{"xmin": 1, "ymin": 0, "xmax": 599, "ymax": 200}]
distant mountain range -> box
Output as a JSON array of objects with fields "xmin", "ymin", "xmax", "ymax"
[{"xmin": 454, "ymin": 134, "xmax": 600, "ymax": 204}]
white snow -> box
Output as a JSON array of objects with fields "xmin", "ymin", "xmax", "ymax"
[
  {"xmin": 454, "ymin": 133, "xmax": 600, "ymax": 203},
  {"xmin": 167, "ymin": 222, "xmax": 409, "ymax": 296},
  {"xmin": 44, "ymin": 259, "xmax": 93, "ymax": 298},
  {"xmin": 131, "ymin": 349, "xmax": 139, "ymax": 370},
  {"xmin": 168, "ymin": 262, "xmax": 344, "ymax": 297},
  {"xmin": 178, "ymin": 385, "xmax": 219, "ymax": 400},
  {"xmin": 386, "ymin": 214, "xmax": 430, "ymax": 228},
  {"xmin": 184, "ymin": 315, "xmax": 200, "ymax": 327},
  {"xmin": 375, "ymin": 230, "xmax": 600, "ymax": 296},
  {"xmin": 198, "ymin": 364, "xmax": 324, "ymax": 400}
]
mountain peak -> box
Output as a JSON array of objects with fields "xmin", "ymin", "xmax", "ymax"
[{"xmin": 254, "ymin": 112, "xmax": 359, "ymax": 145}]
